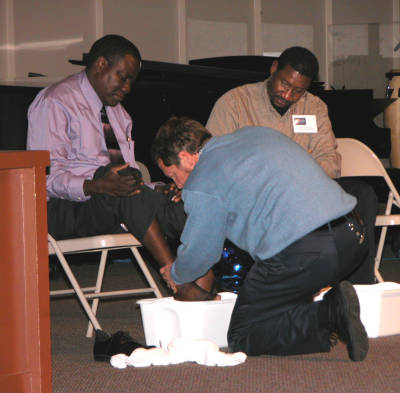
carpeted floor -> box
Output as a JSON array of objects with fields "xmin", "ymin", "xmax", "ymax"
[{"xmin": 50, "ymin": 248, "xmax": 400, "ymax": 393}]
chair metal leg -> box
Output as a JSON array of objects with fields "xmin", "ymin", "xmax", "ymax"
[
  {"xmin": 48, "ymin": 236, "xmax": 102, "ymax": 332},
  {"xmin": 374, "ymin": 192, "xmax": 394, "ymax": 283},
  {"xmin": 85, "ymin": 246, "xmax": 162, "ymax": 337},
  {"xmin": 375, "ymin": 266, "xmax": 384, "ymax": 283},
  {"xmin": 375, "ymin": 226, "xmax": 388, "ymax": 283},
  {"xmin": 86, "ymin": 249, "xmax": 109, "ymax": 337},
  {"xmin": 131, "ymin": 246, "xmax": 163, "ymax": 298}
]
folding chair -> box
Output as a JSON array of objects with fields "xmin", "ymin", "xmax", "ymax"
[
  {"xmin": 48, "ymin": 162, "xmax": 163, "ymax": 337},
  {"xmin": 336, "ymin": 138, "xmax": 400, "ymax": 282}
]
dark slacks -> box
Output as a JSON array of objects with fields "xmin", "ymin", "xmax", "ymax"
[
  {"xmin": 227, "ymin": 212, "xmax": 368, "ymax": 356},
  {"xmin": 47, "ymin": 166, "xmax": 186, "ymax": 242},
  {"xmin": 336, "ymin": 177, "xmax": 378, "ymax": 284}
]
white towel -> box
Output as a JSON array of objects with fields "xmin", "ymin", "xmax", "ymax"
[{"xmin": 110, "ymin": 337, "xmax": 247, "ymax": 368}]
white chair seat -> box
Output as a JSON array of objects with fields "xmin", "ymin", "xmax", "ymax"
[
  {"xmin": 49, "ymin": 233, "xmax": 142, "ymax": 254},
  {"xmin": 375, "ymin": 215, "xmax": 400, "ymax": 226}
]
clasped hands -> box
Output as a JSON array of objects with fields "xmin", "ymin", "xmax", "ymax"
[
  {"xmin": 84, "ymin": 163, "xmax": 143, "ymax": 197},
  {"xmin": 85, "ymin": 163, "xmax": 182, "ymax": 200},
  {"xmin": 155, "ymin": 182, "xmax": 182, "ymax": 202}
]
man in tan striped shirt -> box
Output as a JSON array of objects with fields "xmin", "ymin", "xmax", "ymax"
[{"xmin": 206, "ymin": 46, "xmax": 377, "ymax": 284}]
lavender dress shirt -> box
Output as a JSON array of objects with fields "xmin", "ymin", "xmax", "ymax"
[{"xmin": 27, "ymin": 70, "xmax": 139, "ymax": 202}]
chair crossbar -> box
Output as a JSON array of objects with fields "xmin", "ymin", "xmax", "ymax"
[
  {"xmin": 50, "ymin": 286, "xmax": 97, "ymax": 296},
  {"xmin": 51, "ymin": 288, "xmax": 155, "ymax": 299}
]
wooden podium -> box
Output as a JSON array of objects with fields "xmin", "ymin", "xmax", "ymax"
[{"xmin": 0, "ymin": 151, "xmax": 52, "ymax": 393}]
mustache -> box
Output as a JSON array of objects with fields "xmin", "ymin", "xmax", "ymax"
[{"xmin": 273, "ymin": 95, "xmax": 291, "ymax": 106}]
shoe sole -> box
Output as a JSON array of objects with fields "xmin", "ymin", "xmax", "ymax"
[{"xmin": 333, "ymin": 281, "xmax": 369, "ymax": 361}]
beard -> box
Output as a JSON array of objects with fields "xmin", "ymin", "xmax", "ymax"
[
  {"xmin": 267, "ymin": 79, "xmax": 291, "ymax": 115},
  {"xmin": 270, "ymin": 94, "xmax": 291, "ymax": 115}
]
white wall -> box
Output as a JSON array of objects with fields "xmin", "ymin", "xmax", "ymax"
[
  {"xmin": 261, "ymin": 0, "xmax": 326, "ymax": 80},
  {"xmin": 104, "ymin": 0, "xmax": 180, "ymax": 62},
  {"xmin": 13, "ymin": 0, "xmax": 92, "ymax": 78},
  {"xmin": 0, "ymin": 0, "xmax": 12, "ymax": 79},
  {"xmin": 0, "ymin": 0, "xmax": 398, "ymax": 100},
  {"xmin": 187, "ymin": 0, "xmax": 249, "ymax": 59},
  {"xmin": 329, "ymin": 0, "xmax": 396, "ymax": 98},
  {"xmin": 0, "ymin": 0, "xmax": 97, "ymax": 79},
  {"xmin": 333, "ymin": 0, "xmax": 393, "ymax": 25},
  {"xmin": 0, "ymin": 0, "xmax": 183, "ymax": 80}
]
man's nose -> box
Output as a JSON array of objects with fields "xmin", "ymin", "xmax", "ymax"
[
  {"xmin": 281, "ymin": 89, "xmax": 293, "ymax": 101},
  {"xmin": 121, "ymin": 80, "xmax": 131, "ymax": 94}
]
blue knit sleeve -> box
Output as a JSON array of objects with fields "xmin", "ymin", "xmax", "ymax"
[{"xmin": 171, "ymin": 190, "xmax": 227, "ymax": 284}]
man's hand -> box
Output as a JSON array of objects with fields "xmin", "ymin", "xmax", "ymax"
[
  {"xmin": 160, "ymin": 265, "xmax": 221, "ymax": 301},
  {"xmin": 84, "ymin": 163, "xmax": 144, "ymax": 197},
  {"xmin": 155, "ymin": 182, "xmax": 182, "ymax": 202},
  {"xmin": 160, "ymin": 264, "xmax": 177, "ymax": 293},
  {"xmin": 174, "ymin": 283, "xmax": 220, "ymax": 301}
]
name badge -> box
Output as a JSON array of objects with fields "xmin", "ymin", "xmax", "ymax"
[{"xmin": 292, "ymin": 115, "xmax": 317, "ymax": 133}]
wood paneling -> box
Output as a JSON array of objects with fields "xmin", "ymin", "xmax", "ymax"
[{"xmin": 0, "ymin": 150, "xmax": 51, "ymax": 393}]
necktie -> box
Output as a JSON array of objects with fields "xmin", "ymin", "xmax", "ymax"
[{"xmin": 101, "ymin": 106, "xmax": 125, "ymax": 165}]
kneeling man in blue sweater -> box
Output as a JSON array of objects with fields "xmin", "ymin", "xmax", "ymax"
[{"xmin": 151, "ymin": 116, "xmax": 369, "ymax": 361}]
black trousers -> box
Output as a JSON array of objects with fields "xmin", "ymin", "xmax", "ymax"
[
  {"xmin": 47, "ymin": 166, "xmax": 186, "ymax": 243},
  {"xmin": 227, "ymin": 212, "xmax": 368, "ymax": 356},
  {"xmin": 336, "ymin": 177, "xmax": 378, "ymax": 284}
]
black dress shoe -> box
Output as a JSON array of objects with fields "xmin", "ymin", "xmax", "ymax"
[
  {"xmin": 93, "ymin": 329, "xmax": 152, "ymax": 362},
  {"xmin": 322, "ymin": 281, "xmax": 368, "ymax": 361}
]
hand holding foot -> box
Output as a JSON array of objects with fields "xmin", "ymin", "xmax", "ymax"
[
  {"xmin": 160, "ymin": 264, "xmax": 177, "ymax": 293},
  {"xmin": 160, "ymin": 264, "xmax": 219, "ymax": 301},
  {"xmin": 174, "ymin": 282, "xmax": 220, "ymax": 301}
]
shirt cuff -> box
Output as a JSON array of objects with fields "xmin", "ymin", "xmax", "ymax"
[
  {"xmin": 146, "ymin": 181, "xmax": 165, "ymax": 190},
  {"xmin": 69, "ymin": 176, "xmax": 91, "ymax": 201},
  {"xmin": 171, "ymin": 263, "xmax": 186, "ymax": 285}
]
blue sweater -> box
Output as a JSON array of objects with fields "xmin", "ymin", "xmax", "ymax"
[{"xmin": 171, "ymin": 126, "xmax": 356, "ymax": 284}]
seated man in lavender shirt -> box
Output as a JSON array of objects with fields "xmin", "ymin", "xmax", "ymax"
[{"xmin": 27, "ymin": 34, "xmax": 215, "ymax": 301}]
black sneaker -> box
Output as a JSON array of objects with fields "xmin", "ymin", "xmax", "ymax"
[{"xmin": 323, "ymin": 281, "xmax": 368, "ymax": 361}]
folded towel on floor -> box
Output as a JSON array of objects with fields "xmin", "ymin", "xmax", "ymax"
[{"xmin": 110, "ymin": 337, "xmax": 247, "ymax": 368}]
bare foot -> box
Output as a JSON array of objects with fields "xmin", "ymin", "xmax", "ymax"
[{"xmin": 174, "ymin": 282, "xmax": 221, "ymax": 301}]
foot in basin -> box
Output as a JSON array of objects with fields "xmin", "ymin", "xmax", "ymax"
[{"xmin": 174, "ymin": 282, "xmax": 221, "ymax": 301}]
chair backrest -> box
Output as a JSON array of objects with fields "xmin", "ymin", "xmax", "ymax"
[
  {"xmin": 336, "ymin": 138, "xmax": 400, "ymax": 205},
  {"xmin": 137, "ymin": 161, "xmax": 151, "ymax": 183},
  {"xmin": 337, "ymin": 138, "xmax": 387, "ymax": 178}
]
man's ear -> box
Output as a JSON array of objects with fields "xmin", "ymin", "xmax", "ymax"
[
  {"xmin": 95, "ymin": 56, "xmax": 108, "ymax": 73},
  {"xmin": 178, "ymin": 151, "xmax": 198, "ymax": 169},
  {"xmin": 270, "ymin": 60, "xmax": 278, "ymax": 75}
]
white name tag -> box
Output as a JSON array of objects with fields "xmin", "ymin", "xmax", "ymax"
[{"xmin": 292, "ymin": 115, "xmax": 318, "ymax": 133}]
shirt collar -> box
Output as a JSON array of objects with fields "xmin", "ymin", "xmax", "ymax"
[
  {"xmin": 198, "ymin": 138, "xmax": 212, "ymax": 157},
  {"xmin": 79, "ymin": 70, "xmax": 103, "ymax": 114}
]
